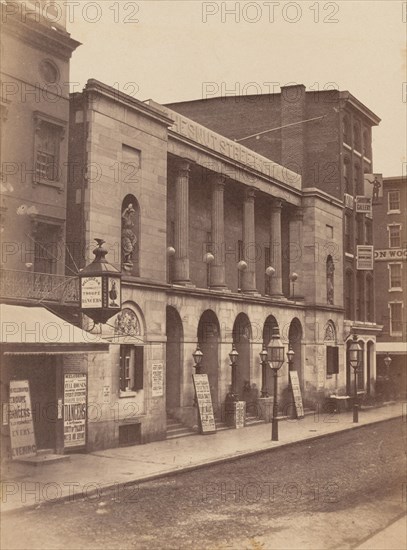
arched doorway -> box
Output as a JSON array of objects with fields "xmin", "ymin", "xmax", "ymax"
[
  {"xmin": 197, "ymin": 310, "xmax": 220, "ymax": 410},
  {"xmin": 166, "ymin": 306, "xmax": 183, "ymax": 412},
  {"xmin": 232, "ymin": 313, "xmax": 251, "ymax": 400},
  {"xmin": 288, "ymin": 318, "xmax": 303, "ymax": 387},
  {"xmin": 262, "ymin": 315, "xmax": 278, "ymax": 396}
]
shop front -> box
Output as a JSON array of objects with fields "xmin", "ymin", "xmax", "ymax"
[{"xmin": 1, "ymin": 304, "xmax": 108, "ymax": 461}]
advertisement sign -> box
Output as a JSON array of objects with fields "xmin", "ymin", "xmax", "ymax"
[
  {"xmin": 374, "ymin": 248, "xmax": 407, "ymax": 261},
  {"xmin": 151, "ymin": 362, "xmax": 164, "ymax": 397},
  {"xmin": 357, "ymin": 245, "xmax": 374, "ymax": 270},
  {"xmin": 107, "ymin": 277, "xmax": 121, "ymax": 309},
  {"xmin": 192, "ymin": 374, "xmax": 216, "ymax": 434},
  {"xmin": 80, "ymin": 276, "xmax": 102, "ymax": 309},
  {"xmin": 9, "ymin": 380, "xmax": 37, "ymax": 459},
  {"xmin": 355, "ymin": 196, "xmax": 372, "ymax": 214},
  {"xmin": 364, "ymin": 173, "xmax": 383, "ymax": 202},
  {"xmin": 234, "ymin": 401, "xmax": 246, "ymax": 429},
  {"xmin": 64, "ymin": 374, "xmax": 87, "ymax": 448},
  {"xmin": 289, "ymin": 371, "xmax": 304, "ymax": 418}
]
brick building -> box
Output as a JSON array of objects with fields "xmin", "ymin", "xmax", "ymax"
[
  {"xmin": 167, "ymin": 85, "xmax": 382, "ymax": 396},
  {"xmin": 0, "ymin": 1, "xmax": 109, "ymax": 461},
  {"xmin": 373, "ymin": 175, "xmax": 407, "ymax": 398}
]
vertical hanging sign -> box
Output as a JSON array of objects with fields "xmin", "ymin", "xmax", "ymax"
[
  {"xmin": 64, "ymin": 374, "xmax": 87, "ymax": 448},
  {"xmin": 9, "ymin": 380, "xmax": 37, "ymax": 459}
]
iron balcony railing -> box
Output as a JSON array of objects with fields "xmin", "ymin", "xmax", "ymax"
[{"xmin": 0, "ymin": 269, "xmax": 79, "ymax": 305}]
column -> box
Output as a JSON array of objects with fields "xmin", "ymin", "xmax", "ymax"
[
  {"xmin": 288, "ymin": 208, "xmax": 303, "ymax": 298},
  {"xmin": 242, "ymin": 187, "xmax": 257, "ymax": 293},
  {"xmin": 270, "ymin": 199, "xmax": 284, "ymax": 297},
  {"xmin": 173, "ymin": 159, "xmax": 191, "ymax": 284},
  {"xmin": 210, "ymin": 174, "xmax": 227, "ymax": 290}
]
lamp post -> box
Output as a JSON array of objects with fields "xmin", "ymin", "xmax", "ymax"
[
  {"xmin": 192, "ymin": 344, "xmax": 204, "ymax": 374},
  {"xmin": 229, "ymin": 344, "xmax": 239, "ymax": 397},
  {"xmin": 383, "ymin": 354, "xmax": 392, "ymax": 400},
  {"xmin": 349, "ymin": 334, "xmax": 363, "ymax": 423},
  {"xmin": 290, "ymin": 273, "xmax": 298, "ymax": 297},
  {"xmin": 259, "ymin": 346, "xmax": 269, "ymax": 397},
  {"xmin": 267, "ymin": 326, "xmax": 285, "ymax": 441}
]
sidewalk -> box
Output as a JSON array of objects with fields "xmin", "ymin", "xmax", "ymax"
[{"xmin": 1, "ymin": 402, "xmax": 404, "ymax": 514}]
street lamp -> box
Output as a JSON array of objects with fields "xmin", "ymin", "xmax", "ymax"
[
  {"xmin": 287, "ymin": 346, "xmax": 295, "ymax": 371},
  {"xmin": 229, "ymin": 344, "xmax": 239, "ymax": 396},
  {"xmin": 192, "ymin": 344, "xmax": 204, "ymax": 374},
  {"xmin": 290, "ymin": 272, "xmax": 298, "ymax": 297},
  {"xmin": 349, "ymin": 334, "xmax": 363, "ymax": 423},
  {"xmin": 384, "ymin": 354, "xmax": 392, "ymax": 378},
  {"xmin": 259, "ymin": 346, "xmax": 269, "ymax": 397},
  {"xmin": 267, "ymin": 326, "xmax": 285, "ymax": 441}
]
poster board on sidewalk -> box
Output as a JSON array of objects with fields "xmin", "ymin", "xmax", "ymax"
[
  {"xmin": 289, "ymin": 371, "xmax": 304, "ymax": 418},
  {"xmin": 192, "ymin": 374, "xmax": 216, "ymax": 434},
  {"xmin": 9, "ymin": 380, "xmax": 37, "ymax": 459}
]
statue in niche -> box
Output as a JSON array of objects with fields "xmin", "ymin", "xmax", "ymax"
[
  {"xmin": 327, "ymin": 257, "xmax": 335, "ymax": 305},
  {"xmin": 121, "ymin": 203, "xmax": 137, "ymax": 268}
]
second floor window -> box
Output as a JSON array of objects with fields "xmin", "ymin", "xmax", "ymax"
[
  {"xmin": 388, "ymin": 190, "xmax": 400, "ymax": 212},
  {"xmin": 345, "ymin": 214, "xmax": 353, "ymax": 253},
  {"xmin": 389, "ymin": 263, "xmax": 402, "ymax": 289},
  {"xmin": 36, "ymin": 122, "xmax": 60, "ymax": 182},
  {"xmin": 389, "ymin": 303, "xmax": 403, "ymax": 335},
  {"xmin": 388, "ymin": 225, "xmax": 401, "ymax": 248}
]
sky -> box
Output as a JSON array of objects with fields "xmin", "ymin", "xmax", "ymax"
[{"xmin": 68, "ymin": 0, "xmax": 406, "ymax": 177}]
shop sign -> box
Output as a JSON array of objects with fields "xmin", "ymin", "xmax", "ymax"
[
  {"xmin": 289, "ymin": 371, "xmax": 304, "ymax": 418},
  {"xmin": 357, "ymin": 245, "xmax": 374, "ymax": 270},
  {"xmin": 151, "ymin": 362, "xmax": 164, "ymax": 397},
  {"xmin": 374, "ymin": 248, "xmax": 407, "ymax": 261},
  {"xmin": 80, "ymin": 276, "xmax": 102, "ymax": 309},
  {"xmin": 192, "ymin": 374, "xmax": 216, "ymax": 434},
  {"xmin": 9, "ymin": 380, "xmax": 37, "ymax": 459},
  {"xmin": 64, "ymin": 374, "xmax": 86, "ymax": 448},
  {"xmin": 355, "ymin": 196, "xmax": 372, "ymax": 214}
]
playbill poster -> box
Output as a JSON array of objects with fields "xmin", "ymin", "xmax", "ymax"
[{"xmin": 64, "ymin": 374, "xmax": 87, "ymax": 448}]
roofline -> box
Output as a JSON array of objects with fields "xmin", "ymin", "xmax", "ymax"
[
  {"xmin": 72, "ymin": 79, "xmax": 174, "ymax": 128},
  {"xmin": 166, "ymin": 88, "xmax": 381, "ymax": 126}
]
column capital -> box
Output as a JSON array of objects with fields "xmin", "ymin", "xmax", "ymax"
[
  {"xmin": 174, "ymin": 158, "xmax": 192, "ymax": 176},
  {"xmin": 244, "ymin": 187, "xmax": 256, "ymax": 202},
  {"xmin": 271, "ymin": 198, "xmax": 284, "ymax": 211},
  {"xmin": 210, "ymin": 173, "xmax": 227, "ymax": 188}
]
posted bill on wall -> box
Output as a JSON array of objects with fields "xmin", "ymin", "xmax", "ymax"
[
  {"xmin": 9, "ymin": 380, "xmax": 37, "ymax": 459},
  {"xmin": 64, "ymin": 373, "xmax": 87, "ymax": 448}
]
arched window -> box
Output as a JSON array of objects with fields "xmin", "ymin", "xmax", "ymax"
[
  {"xmin": 354, "ymin": 163, "xmax": 362, "ymax": 195},
  {"xmin": 345, "ymin": 269, "xmax": 353, "ymax": 320},
  {"xmin": 326, "ymin": 255, "xmax": 335, "ymax": 305},
  {"xmin": 121, "ymin": 194, "xmax": 140, "ymax": 276},
  {"xmin": 343, "ymin": 157, "xmax": 352, "ymax": 194},
  {"xmin": 324, "ymin": 321, "xmax": 338, "ymax": 376},
  {"xmin": 353, "ymin": 123, "xmax": 361, "ymax": 152},
  {"xmin": 366, "ymin": 275, "xmax": 374, "ymax": 322},
  {"xmin": 356, "ymin": 272, "xmax": 364, "ymax": 321},
  {"xmin": 343, "ymin": 116, "xmax": 350, "ymax": 144},
  {"xmin": 363, "ymin": 129, "xmax": 371, "ymax": 158}
]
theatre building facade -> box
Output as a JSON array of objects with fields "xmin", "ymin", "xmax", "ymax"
[{"xmin": 65, "ymin": 80, "xmax": 352, "ymax": 450}]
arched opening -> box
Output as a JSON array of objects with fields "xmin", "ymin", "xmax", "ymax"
[
  {"xmin": 166, "ymin": 306, "xmax": 183, "ymax": 412},
  {"xmin": 121, "ymin": 194, "xmax": 140, "ymax": 276},
  {"xmin": 197, "ymin": 310, "xmax": 220, "ymax": 411},
  {"xmin": 262, "ymin": 315, "xmax": 278, "ymax": 396},
  {"xmin": 288, "ymin": 318, "xmax": 303, "ymax": 388},
  {"xmin": 366, "ymin": 341, "xmax": 374, "ymax": 395},
  {"xmin": 232, "ymin": 313, "xmax": 252, "ymax": 400}
]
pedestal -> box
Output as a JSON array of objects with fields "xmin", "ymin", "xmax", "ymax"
[{"xmin": 257, "ymin": 397, "xmax": 273, "ymax": 422}]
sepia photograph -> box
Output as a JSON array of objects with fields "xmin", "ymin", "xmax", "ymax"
[{"xmin": 0, "ymin": 0, "xmax": 406, "ymax": 548}]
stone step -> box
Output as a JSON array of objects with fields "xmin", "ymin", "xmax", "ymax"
[{"xmin": 15, "ymin": 450, "xmax": 70, "ymax": 466}]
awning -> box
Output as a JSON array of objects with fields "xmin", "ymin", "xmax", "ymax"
[
  {"xmin": 1, "ymin": 304, "xmax": 109, "ymax": 354},
  {"xmin": 376, "ymin": 342, "xmax": 407, "ymax": 355}
]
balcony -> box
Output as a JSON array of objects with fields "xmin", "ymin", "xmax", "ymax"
[{"xmin": 0, "ymin": 269, "xmax": 79, "ymax": 305}]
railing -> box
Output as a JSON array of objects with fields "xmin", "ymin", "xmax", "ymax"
[{"xmin": 0, "ymin": 269, "xmax": 79, "ymax": 305}]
